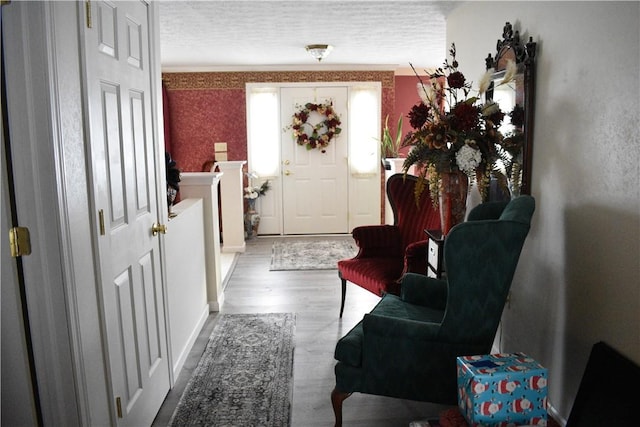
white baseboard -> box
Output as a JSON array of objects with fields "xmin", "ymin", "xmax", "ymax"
[
  {"xmin": 222, "ymin": 243, "xmax": 246, "ymax": 253},
  {"xmin": 209, "ymin": 293, "xmax": 224, "ymax": 312}
]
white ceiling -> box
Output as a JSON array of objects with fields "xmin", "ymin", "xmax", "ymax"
[{"xmin": 158, "ymin": 1, "xmax": 461, "ymax": 73}]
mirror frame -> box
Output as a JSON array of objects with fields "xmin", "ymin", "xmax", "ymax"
[{"xmin": 485, "ymin": 22, "xmax": 537, "ymax": 195}]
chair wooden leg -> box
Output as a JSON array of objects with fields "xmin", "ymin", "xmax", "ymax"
[
  {"xmin": 339, "ymin": 278, "xmax": 347, "ymax": 318},
  {"xmin": 331, "ymin": 387, "xmax": 351, "ymax": 427}
]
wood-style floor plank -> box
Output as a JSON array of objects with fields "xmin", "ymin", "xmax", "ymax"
[{"xmin": 153, "ymin": 236, "xmax": 453, "ymax": 426}]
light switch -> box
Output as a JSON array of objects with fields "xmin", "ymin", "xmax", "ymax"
[
  {"xmin": 214, "ymin": 142, "xmax": 227, "ymax": 152},
  {"xmin": 215, "ymin": 152, "xmax": 228, "ymax": 161}
]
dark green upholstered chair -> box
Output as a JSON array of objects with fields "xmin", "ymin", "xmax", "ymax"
[{"xmin": 331, "ymin": 195, "xmax": 535, "ymax": 427}]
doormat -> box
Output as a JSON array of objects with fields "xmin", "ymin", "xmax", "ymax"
[
  {"xmin": 269, "ymin": 239, "xmax": 357, "ymax": 271},
  {"xmin": 168, "ymin": 313, "xmax": 295, "ymax": 426}
]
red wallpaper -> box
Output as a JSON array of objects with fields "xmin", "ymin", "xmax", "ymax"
[
  {"xmin": 166, "ymin": 89, "xmax": 247, "ymax": 172},
  {"xmin": 162, "ymin": 70, "xmax": 396, "ymax": 173},
  {"xmin": 394, "ymin": 75, "xmax": 422, "ymax": 157}
]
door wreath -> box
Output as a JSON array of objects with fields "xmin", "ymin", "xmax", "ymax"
[{"xmin": 289, "ymin": 101, "xmax": 342, "ymax": 153}]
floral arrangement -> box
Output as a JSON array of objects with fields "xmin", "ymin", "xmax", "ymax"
[
  {"xmin": 244, "ymin": 180, "xmax": 271, "ymax": 200},
  {"xmin": 402, "ymin": 43, "xmax": 519, "ymax": 204},
  {"xmin": 287, "ymin": 101, "xmax": 341, "ymax": 153}
]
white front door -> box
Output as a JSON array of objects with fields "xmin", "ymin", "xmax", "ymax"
[
  {"xmin": 280, "ymin": 87, "xmax": 349, "ymax": 234},
  {"xmin": 83, "ymin": 1, "xmax": 170, "ymax": 425}
]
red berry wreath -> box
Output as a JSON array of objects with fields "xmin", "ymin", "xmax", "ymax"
[{"xmin": 290, "ymin": 101, "xmax": 342, "ymax": 153}]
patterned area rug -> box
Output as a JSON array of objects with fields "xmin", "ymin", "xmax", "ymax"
[
  {"xmin": 168, "ymin": 313, "xmax": 295, "ymax": 426},
  {"xmin": 270, "ymin": 239, "xmax": 358, "ymax": 271}
]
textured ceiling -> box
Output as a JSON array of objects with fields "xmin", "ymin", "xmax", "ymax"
[{"xmin": 158, "ymin": 1, "xmax": 460, "ymax": 72}]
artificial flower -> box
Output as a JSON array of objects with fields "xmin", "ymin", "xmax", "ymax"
[{"xmin": 402, "ymin": 43, "xmax": 522, "ymax": 203}]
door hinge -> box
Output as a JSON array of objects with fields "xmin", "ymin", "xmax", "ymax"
[
  {"xmin": 9, "ymin": 226, "xmax": 31, "ymax": 257},
  {"xmin": 115, "ymin": 396, "xmax": 123, "ymax": 418},
  {"xmin": 98, "ymin": 209, "xmax": 105, "ymax": 235},
  {"xmin": 85, "ymin": 0, "xmax": 92, "ymax": 28}
]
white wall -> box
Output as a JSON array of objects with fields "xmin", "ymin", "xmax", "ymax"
[
  {"xmin": 447, "ymin": 1, "xmax": 640, "ymax": 421},
  {"xmin": 165, "ymin": 199, "xmax": 209, "ymax": 378}
]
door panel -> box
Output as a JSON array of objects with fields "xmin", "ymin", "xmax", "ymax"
[
  {"xmin": 84, "ymin": 1, "xmax": 169, "ymax": 425},
  {"xmin": 280, "ymin": 87, "xmax": 349, "ymax": 234}
]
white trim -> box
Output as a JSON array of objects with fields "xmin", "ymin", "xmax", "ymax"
[
  {"xmin": 246, "ymin": 82, "xmax": 382, "ymax": 235},
  {"xmin": 3, "ymin": 2, "xmax": 84, "ymax": 424},
  {"xmin": 149, "ymin": 0, "xmax": 174, "ymax": 387}
]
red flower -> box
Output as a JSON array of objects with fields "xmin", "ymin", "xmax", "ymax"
[
  {"xmin": 451, "ymin": 102, "xmax": 479, "ymax": 132},
  {"xmin": 408, "ymin": 102, "xmax": 430, "ymax": 129},
  {"xmin": 510, "ymin": 105, "xmax": 525, "ymax": 128},
  {"xmin": 487, "ymin": 110, "xmax": 505, "ymax": 127},
  {"xmin": 447, "ymin": 71, "xmax": 466, "ymax": 89},
  {"xmin": 326, "ymin": 118, "xmax": 340, "ymax": 129},
  {"xmin": 296, "ymin": 111, "xmax": 308, "ymax": 122}
]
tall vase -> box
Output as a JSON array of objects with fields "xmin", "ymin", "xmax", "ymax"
[
  {"xmin": 438, "ymin": 170, "xmax": 469, "ymax": 236},
  {"xmin": 244, "ymin": 198, "xmax": 260, "ymax": 239}
]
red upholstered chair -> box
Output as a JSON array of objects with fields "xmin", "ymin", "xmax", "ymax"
[{"xmin": 337, "ymin": 173, "xmax": 440, "ymax": 317}]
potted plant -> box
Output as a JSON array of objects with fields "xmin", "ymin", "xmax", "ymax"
[
  {"xmin": 380, "ymin": 114, "xmax": 404, "ymax": 159},
  {"xmin": 380, "ymin": 115, "xmax": 406, "ymax": 174}
]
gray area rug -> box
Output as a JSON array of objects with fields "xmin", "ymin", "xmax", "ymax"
[
  {"xmin": 270, "ymin": 239, "xmax": 358, "ymax": 271},
  {"xmin": 168, "ymin": 313, "xmax": 295, "ymax": 426}
]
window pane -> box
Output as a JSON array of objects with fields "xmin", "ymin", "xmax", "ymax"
[
  {"xmin": 349, "ymin": 86, "xmax": 380, "ymax": 174},
  {"xmin": 247, "ymin": 87, "xmax": 279, "ymax": 177}
]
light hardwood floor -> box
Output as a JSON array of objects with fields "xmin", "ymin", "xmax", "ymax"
[{"xmin": 153, "ymin": 236, "xmax": 453, "ymax": 426}]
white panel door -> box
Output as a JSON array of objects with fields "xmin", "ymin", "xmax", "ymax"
[
  {"xmin": 83, "ymin": 1, "xmax": 170, "ymax": 425},
  {"xmin": 280, "ymin": 87, "xmax": 349, "ymax": 234}
]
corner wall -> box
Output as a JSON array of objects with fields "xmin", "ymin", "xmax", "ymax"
[{"xmin": 447, "ymin": 1, "xmax": 640, "ymax": 421}]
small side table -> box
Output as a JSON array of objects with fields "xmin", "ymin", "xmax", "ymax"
[{"xmin": 425, "ymin": 229, "xmax": 445, "ymax": 279}]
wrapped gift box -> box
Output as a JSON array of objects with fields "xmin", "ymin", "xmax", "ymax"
[{"xmin": 457, "ymin": 353, "xmax": 548, "ymax": 427}]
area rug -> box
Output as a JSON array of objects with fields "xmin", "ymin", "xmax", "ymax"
[
  {"xmin": 168, "ymin": 313, "xmax": 295, "ymax": 426},
  {"xmin": 269, "ymin": 239, "xmax": 357, "ymax": 271}
]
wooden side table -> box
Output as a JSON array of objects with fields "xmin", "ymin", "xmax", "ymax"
[{"xmin": 425, "ymin": 229, "xmax": 445, "ymax": 279}]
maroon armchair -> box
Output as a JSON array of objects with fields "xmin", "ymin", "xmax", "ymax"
[{"xmin": 337, "ymin": 173, "xmax": 440, "ymax": 317}]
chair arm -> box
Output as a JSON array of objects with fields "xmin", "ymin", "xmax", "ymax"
[
  {"xmin": 362, "ymin": 314, "xmax": 487, "ymax": 363},
  {"xmin": 403, "ymin": 240, "xmax": 428, "ymax": 273},
  {"xmin": 351, "ymin": 225, "xmax": 403, "ymax": 258},
  {"xmin": 362, "ymin": 313, "xmax": 441, "ymax": 341},
  {"xmin": 400, "ymin": 273, "xmax": 448, "ymax": 310}
]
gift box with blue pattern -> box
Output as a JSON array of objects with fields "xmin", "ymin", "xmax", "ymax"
[{"xmin": 457, "ymin": 353, "xmax": 548, "ymax": 427}]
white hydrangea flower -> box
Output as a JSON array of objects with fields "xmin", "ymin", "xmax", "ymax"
[
  {"xmin": 244, "ymin": 187, "xmax": 259, "ymax": 199},
  {"xmin": 456, "ymin": 141, "xmax": 482, "ymax": 175}
]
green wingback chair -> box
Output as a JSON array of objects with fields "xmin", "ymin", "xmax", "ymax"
[{"xmin": 331, "ymin": 195, "xmax": 535, "ymax": 426}]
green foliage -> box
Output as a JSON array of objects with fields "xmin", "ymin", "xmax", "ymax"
[{"xmin": 380, "ymin": 115, "xmax": 404, "ymax": 158}]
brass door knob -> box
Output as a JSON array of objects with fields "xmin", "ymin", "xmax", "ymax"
[
  {"xmin": 152, "ymin": 223, "xmax": 168, "ymax": 236},
  {"xmin": 284, "ymin": 170, "xmax": 291, "ymax": 176}
]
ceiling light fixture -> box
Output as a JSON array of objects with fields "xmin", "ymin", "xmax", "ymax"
[{"xmin": 305, "ymin": 44, "xmax": 333, "ymax": 62}]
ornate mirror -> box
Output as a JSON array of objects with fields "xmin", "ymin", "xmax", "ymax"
[{"xmin": 485, "ymin": 22, "xmax": 537, "ymax": 196}]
